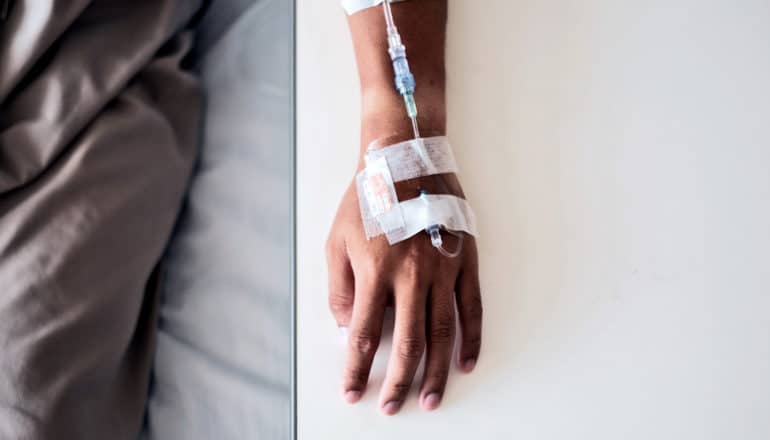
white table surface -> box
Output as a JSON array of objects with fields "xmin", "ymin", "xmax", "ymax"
[{"xmin": 297, "ymin": 1, "xmax": 770, "ymax": 438}]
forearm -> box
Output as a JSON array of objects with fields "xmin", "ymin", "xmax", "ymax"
[{"xmin": 347, "ymin": 0, "xmax": 448, "ymax": 156}]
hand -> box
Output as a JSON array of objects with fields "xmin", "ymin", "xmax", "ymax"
[{"xmin": 326, "ymin": 165, "xmax": 482, "ymax": 415}]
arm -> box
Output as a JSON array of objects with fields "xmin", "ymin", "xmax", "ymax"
[
  {"xmin": 350, "ymin": 1, "xmax": 446, "ymax": 154},
  {"xmin": 326, "ymin": 0, "xmax": 482, "ymax": 415}
]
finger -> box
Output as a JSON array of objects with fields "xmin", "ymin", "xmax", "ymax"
[
  {"xmin": 380, "ymin": 270, "xmax": 427, "ymax": 415},
  {"xmin": 326, "ymin": 236, "xmax": 355, "ymax": 327},
  {"xmin": 419, "ymin": 282, "xmax": 456, "ymax": 411},
  {"xmin": 455, "ymin": 257, "xmax": 482, "ymax": 373},
  {"xmin": 341, "ymin": 276, "xmax": 386, "ymax": 404}
]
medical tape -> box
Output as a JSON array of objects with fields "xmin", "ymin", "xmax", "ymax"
[
  {"xmin": 357, "ymin": 156, "xmax": 405, "ymax": 236},
  {"xmin": 341, "ymin": 0, "xmax": 406, "ymax": 15},
  {"xmin": 356, "ymin": 136, "xmax": 477, "ymax": 244},
  {"xmin": 384, "ymin": 194, "xmax": 478, "ymax": 245},
  {"xmin": 364, "ymin": 136, "xmax": 458, "ymax": 182}
]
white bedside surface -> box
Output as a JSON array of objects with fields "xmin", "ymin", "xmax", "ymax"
[{"xmin": 297, "ymin": 1, "xmax": 770, "ymax": 438}]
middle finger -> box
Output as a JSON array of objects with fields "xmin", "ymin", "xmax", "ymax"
[{"xmin": 379, "ymin": 266, "xmax": 428, "ymax": 415}]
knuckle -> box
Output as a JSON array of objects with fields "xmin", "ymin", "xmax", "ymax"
[
  {"xmin": 358, "ymin": 256, "xmax": 383, "ymax": 280},
  {"xmin": 397, "ymin": 336, "xmax": 424, "ymax": 361},
  {"xmin": 430, "ymin": 319, "xmax": 455, "ymax": 343},
  {"xmin": 402, "ymin": 252, "xmax": 421, "ymax": 272},
  {"xmin": 345, "ymin": 366, "xmax": 369, "ymax": 386},
  {"xmin": 428, "ymin": 367, "xmax": 449, "ymax": 384},
  {"xmin": 466, "ymin": 293, "xmax": 483, "ymax": 322},
  {"xmin": 465, "ymin": 334, "xmax": 482, "ymax": 353},
  {"xmin": 328, "ymin": 291, "xmax": 353, "ymax": 315},
  {"xmin": 391, "ymin": 382, "xmax": 411, "ymax": 397},
  {"xmin": 350, "ymin": 331, "xmax": 378, "ymax": 356},
  {"xmin": 400, "ymin": 257, "xmax": 421, "ymax": 281}
]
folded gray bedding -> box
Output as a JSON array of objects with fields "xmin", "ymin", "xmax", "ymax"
[{"xmin": 0, "ymin": 1, "xmax": 203, "ymax": 439}]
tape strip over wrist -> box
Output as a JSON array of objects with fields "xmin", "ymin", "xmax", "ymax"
[
  {"xmin": 341, "ymin": 0, "xmax": 406, "ymax": 15},
  {"xmin": 365, "ymin": 136, "xmax": 458, "ymax": 182},
  {"xmin": 356, "ymin": 136, "xmax": 478, "ymax": 245}
]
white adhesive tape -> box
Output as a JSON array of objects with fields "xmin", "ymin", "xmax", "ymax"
[
  {"xmin": 341, "ymin": 0, "xmax": 406, "ymax": 15},
  {"xmin": 359, "ymin": 156, "xmax": 405, "ymax": 235},
  {"xmin": 356, "ymin": 136, "xmax": 477, "ymax": 245},
  {"xmin": 365, "ymin": 136, "xmax": 458, "ymax": 182},
  {"xmin": 384, "ymin": 194, "xmax": 478, "ymax": 245}
]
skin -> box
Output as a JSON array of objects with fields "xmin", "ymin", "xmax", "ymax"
[{"xmin": 326, "ymin": 0, "xmax": 482, "ymax": 415}]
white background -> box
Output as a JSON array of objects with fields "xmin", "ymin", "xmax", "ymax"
[{"xmin": 297, "ymin": 1, "xmax": 770, "ymax": 438}]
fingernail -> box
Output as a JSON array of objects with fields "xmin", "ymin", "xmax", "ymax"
[
  {"xmin": 382, "ymin": 400, "xmax": 401, "ymax": 415},
  {"xmin": 422, "ymin": 393, "xmax": 441, "ymax": 411},
  {"xmin": 344, "ymin": 390, "xmax": 361, "ymax": 404},
  {"xmin": 462, "ymin": 357, "xmax": 476, "ymax": 372}
]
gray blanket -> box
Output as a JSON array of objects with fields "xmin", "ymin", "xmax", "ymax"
[{"xmin": 0, "ymin": 1, "xmax": 202, "ymax": 438}]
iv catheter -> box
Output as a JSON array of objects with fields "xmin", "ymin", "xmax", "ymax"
[{"xmin": 420, "ymin": 191, "xmax": 464, "ymax": 258}]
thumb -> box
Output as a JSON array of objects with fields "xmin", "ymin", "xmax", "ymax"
[{"xmin": 326, "ymin": 235, "xmax": 355, "ymax": 328}]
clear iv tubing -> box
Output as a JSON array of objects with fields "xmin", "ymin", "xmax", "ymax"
[
  {"xmin": 429, "ymin": 226, "xmax": 464, "ymax": 258},
  {"xmin": 382, "ymin": 0, "xmax": 419, "ymax": 140},
  {"xmin": 384, "ymin": 1, "xmax": 462, "ymax": 258},
  {"xmin": 424, "ymin": 185, "xmax": 464, "ymax": 257},
  {"xmin": 382, "ymin": 1, "xmax": 435, "ymax": 170},
  {"xmin": 420, "ymin": 191, "xmax": 464, "ymax": 258}
]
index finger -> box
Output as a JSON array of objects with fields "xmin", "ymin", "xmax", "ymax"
[{"xmin": 341, "ymin": 276, "xmax": 387, "ymax": 403}]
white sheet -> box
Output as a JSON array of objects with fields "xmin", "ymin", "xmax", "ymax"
[{"xmin": 144, "ymin": 0, "xmax": 292, "ymax": 438}]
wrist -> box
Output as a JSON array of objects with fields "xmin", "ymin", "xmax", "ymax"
[
  {"xmin": 359, "ymin": 85, "xmax": 446, "ymax": 155},
  {"xmin": 356, "ymin": 85, "xmax": 456, "ymax": 199}
]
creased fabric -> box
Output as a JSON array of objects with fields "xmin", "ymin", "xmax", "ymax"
[
  {"xmin": 0, "ymin": 1, "xmax": 202, "ymax": 438},
  {"xmin": 144, "ymin": 0, "xmax": 292, "ymax": 438}
]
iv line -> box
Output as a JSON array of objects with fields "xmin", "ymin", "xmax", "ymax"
[{"xmin": 382, "ymin": 0, "xmax": 463, "ymax": 258}]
